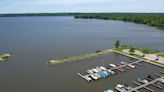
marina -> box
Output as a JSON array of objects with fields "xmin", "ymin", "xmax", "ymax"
[{"xmin": 77, "ymin": 60, "xmax": 143, "ymax": 82}]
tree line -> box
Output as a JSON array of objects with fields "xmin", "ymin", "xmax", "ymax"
[{"xmin": 74, "ymin": 13, "xmax": 164, "ymax": 28}]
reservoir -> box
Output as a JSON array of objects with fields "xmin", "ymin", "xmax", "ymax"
[{"xmin": 0, "ymin": 16, "xmax": 164, "ymax": 92}]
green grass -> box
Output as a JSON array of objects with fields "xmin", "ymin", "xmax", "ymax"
[
  {"xmin": 148, "ymin": 60, "xmax": 164, "ymax": 66},
  {"xmin": 135, "ymin": 48, "xmax": 159, "ymax": 54},
  {"xmin": 55, "ymin": 57, "xmax": 69, "ymax": 61},
  {"xmin": 129, "ymin": 53, "xmax": 164, "ymax": 66},
  {"xmin": 157, "ymin": 53, "xmax": 164, "ymax": 57},
  {"xmin": 95, "ymin": 50, "xmax": 102, "ymax": 53},
  {"xmin": 115, "ymin": 45, "xmax": 159, "ymax": 54},
  {"xmin": 131, "ymin": 54, "xmax": 143, "ymax": 59},
  {"xmin": 114, "ymin": 46, "xmax": 164, "ymax": 67}
]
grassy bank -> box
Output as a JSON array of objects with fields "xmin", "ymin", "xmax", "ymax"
[
  {"xmin": 48, "ymin": 49, "xmax": 112, "ymax": 64},
  {"xmin": 114, "ymin": 45, "xmax": 164, "ymax": 67}
]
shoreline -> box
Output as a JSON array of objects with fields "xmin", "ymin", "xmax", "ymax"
[
  {"xmin": 112, "ymin": 50, "xmax": 164, "ymax": 68},
  {"xmin": 0, "ymin": 53, "xmax": 12, "ymax": 62}
]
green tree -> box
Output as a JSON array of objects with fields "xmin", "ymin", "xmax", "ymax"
[
  {"xmin": 95, "ymin": 50, "xmax": 102, "ymax": 53},
  {"xmin": 114, "ymin": 40, "xmax": 120, "ymax": 48}
]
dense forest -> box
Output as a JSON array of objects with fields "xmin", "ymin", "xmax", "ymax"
[{"xmin": 74, "ymin": 13, "xmax": 164, "ymax": 28}]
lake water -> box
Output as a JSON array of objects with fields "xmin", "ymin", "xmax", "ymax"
[{"xmin": 0, "ymin": 16, "xmax": 164, "ymax": 92}]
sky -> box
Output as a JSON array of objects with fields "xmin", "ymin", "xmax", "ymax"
[{"xmin": 0, "ymin": 0, "xmax": 164, "ymax": 14}]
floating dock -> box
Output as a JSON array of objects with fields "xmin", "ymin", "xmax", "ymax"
[{"xmin": 77, "ymin": 73, "xmax": 91, "ymax": 82}]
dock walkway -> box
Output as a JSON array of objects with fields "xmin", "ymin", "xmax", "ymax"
[
  {"xmin": 115, "ymin": 73, "xmax": 164, "ymax": 92},
  {"xmin": 129, "ymin": 76, "xmax": 164, "ymax": 92},
  {"xmin": 111, "ymin": 60, "xmax": 143, "ymax": 71}
]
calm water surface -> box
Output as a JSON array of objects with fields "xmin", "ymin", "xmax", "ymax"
[{"xmin": 0, "ymin": 16, "xmax": 164, "ymax": 92}]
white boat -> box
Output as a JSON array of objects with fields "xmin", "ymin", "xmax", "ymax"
[
  {"xmin": 109, "ymin": 64, "xmax": 116, "ymax": 68},
  {"xmin": 107, "ymin": 69, "xmax": 116, "ymax": 75},
  {"xmin": 87, "ymin": 70, "xmax": 94, "ymax": 74},
  {"xmin": 104, "ymin": 89, "xmax": 114, "ymax": 92},
  {"xmin": 91, "ymin": 74, "xmax": 99, "ymax": 80},
  {"xmin": 159, "ymin": 78, "xmax": 164, "ymax": 83},
  {"xmin": 100, "ymin": 66, "xmax": 107, "ymax": 71},
  {"xmin": 115, "ymin": 84, "xmax": 133, "ymax": 92},
  {"xmin": 94, "ymin": 73, "xmax": 101, "ymax": 79},
  {"xmin": 84, "ymin": 75, "xmax": 92, "ymax": 81},
  {"xmin": 121, "ymin": 62, "xmax": 127, "ymax": 65},
  {"xmin": 96, "ymin": 67, "xmax": 102, "ymax": 72},
  {"xmin": 138, "ymin": 77, "xmax": 149, "ymax": 84},
  {"xmin": 127, "ymin": 64, "xmax": 135, "ymax": 68},
  {"xmin": 92, "ymin": 68, "xmax": 99, "ymax": 73}
]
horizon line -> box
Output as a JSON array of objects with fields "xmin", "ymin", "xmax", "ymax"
[{"xmin": 1, "ymin": 12, "xmax": 164, "ymax": 15}]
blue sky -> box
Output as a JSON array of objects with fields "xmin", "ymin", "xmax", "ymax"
[{"xmin": 0, "ymin": 0, "xmax": 164, "ymax": 14}]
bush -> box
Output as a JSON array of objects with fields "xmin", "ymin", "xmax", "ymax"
[{"xmin": 96, "ymin": 50, "xmax": 102, "ymax": 53}]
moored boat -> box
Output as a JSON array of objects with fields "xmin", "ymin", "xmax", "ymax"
[
  {"xmin": 138, "ymin": 77, "xmax": 149, "ymax": 84},
  {"xmin": 127, "ymin": 64, "xmax": 135, "ymax": 68},
  {"xmin": 115, "ymin": 84, "xmax": 133, "ymax": 92}
]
